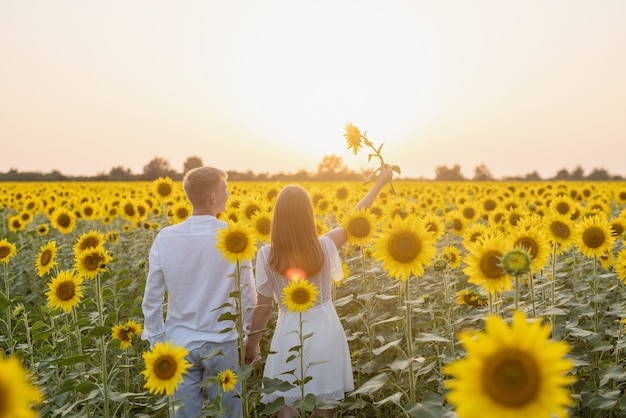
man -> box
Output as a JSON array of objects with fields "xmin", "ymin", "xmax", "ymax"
[{"xmin": 142, "ymin": 167, "xmax": 257, "ymax": 418}]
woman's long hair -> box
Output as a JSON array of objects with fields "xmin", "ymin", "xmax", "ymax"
[{"xmin": 268, "ymin": 185, "xmax": 324, "ymax": 278}]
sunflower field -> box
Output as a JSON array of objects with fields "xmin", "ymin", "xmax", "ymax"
[{"xmin": 2, "ymin": 179, "xmax": 626, "ymax": 417}]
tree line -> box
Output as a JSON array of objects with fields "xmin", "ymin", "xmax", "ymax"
[{"xmin": 0, "ymin": 156, "xmax": 623, "ymax": 182}]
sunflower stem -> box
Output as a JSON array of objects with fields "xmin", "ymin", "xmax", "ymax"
[
  {"xmin": 404, "ymin": 279, "xmax": 416, "ymax": 403},
  {"xmin": 95, "ymin": 273, "xmax": 110, "ymax": 418},
  {"xmin": 299, "ymin": 311, "xmax": 306, "ymax": 402},
  {"xmin": 2, "ymin": 263, "xmax": 14, "ymax": 355},
  {"xmin": 233, "ymin": 260, "xmax": 250, "ymax": 418},
  {"xmin": 514, "ymin": 276, "xmax": 520, "ymax": 311},
  {"xmin": 528, "ymin": 272, "xmax": 537, "ymax": 318},
  {"xmin": 551, "ymin": 244, "xmax": 557, "ymax": 338}
]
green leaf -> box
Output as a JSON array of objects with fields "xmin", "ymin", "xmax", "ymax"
[
  {"xmin": 415, "ymin": 333, "xmax": 451, "ymax": 343},
  {"xmin": 293, "ymin": 393, "xmax": 316, "ymax": 412},
  {"xmin": 350, "ymin": 372, "xmax": 388, "ymax": 396},
  {"xmin": 372, "ymin": 338, "xmax": 403, "ymax": 356},
  {"xmin": 598, "ymin": 365, "xmax": 626, "ymax": 387}
]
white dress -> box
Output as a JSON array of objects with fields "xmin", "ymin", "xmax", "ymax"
[{"xmin": 255, "ymin": 235, "xmax": 354, "ymax": 405}]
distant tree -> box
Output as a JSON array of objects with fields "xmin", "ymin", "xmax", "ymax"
[
  {"xmin": 142, "ymin": 156, "xmax": 177, "ymax": 180},
  {"xmin": 434, "ymin": 164, "xmax": 465, "ymax": 181},
  {"xmin": 553, "ymin": 168, "xmax": 570, "ymax": 181},
  {"xmin": 183, "ymin": 156, "xmax": 203, "ymax": 175},
  {"xmin": 109, "ymin": 166, "xmax": 133, "ymax": 181},
  {"xmin": 316, "ymin": 154, "xmax": 349, "ymax": 180},
  {"xmin": 586, "ymin": 168, "xmax": 610, "ymax": 181},
  {"xmin": 473, "ymin": 164, "xmax": 494, "ymax": 181},
  {"xmin": 571, "ymin": 166, "xmax": 585, "ymax": 180},
  {"xmin": 524, "ymin": 171, "xmax": 542, "ymax": 181}
]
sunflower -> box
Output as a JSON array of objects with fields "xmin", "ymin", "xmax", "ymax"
[
  {"xmin": 250, "ymin": 211, "xmax": 272, "ymax": 243},
  {"xmin": 598, "ymin": 249, "xmax": 615, "ymax": 270},
  {"xmin": 49, "ymin": 206, "xmax": 76, "ymax": 234},
  {"xmin": 218, "ymin": 369, "xmax": 239, "ymax": 393},
  {"xmin": 215, "ymin": 220, "xmax": 257, "ymax": 264},
  {"xmin": 444, "ymin": 310, "xmax": 576, "ymax": 418},
  {"xmin": 73, "ymin": 230, "xmax": 106, "ymax": 254},
  {"xmin": 169, "ymin": 201, "xmax": 192, "ymax": 225},
  {"xmin": 79, "ymin": 201, "xmax": 100, "ymax": 220},
  {"xmin": 8, "ymin": 215, "xmax": 25, "ymax": 232},
  {"xmin": 334, "ymin": 260, "xmax": 350, "ymax": 286},
  {"xmin": 459, "ymin": 202, "xmax": 479, "ymax": 223},
  {"xmin": 141, "ymin": 341, "xmax": 191, "ymax": 396},
  {"xmin": 281, "ymin": 279, "xmax": 319, "ymax": 313},
  {"xmin": 238, "ymin": 197, "xmax": 264, "ymax": 220},
  {"xmin": 154, "ymin": 176, "xmax": 174, "ymax": 201},
  {"xmin": 456, "ymin": 288, "xmax": 489, "ymax": 307},
  {"xmin": 73, "ymin": 247, "xmax": 112, "ymax": 279},
  {"xmin": 549, "ymin": 195, "xmax": 578, "ymax": 219},
  {"xmin": 575, "ymin": 215, "xmax": 615, "ymax": 259},
  {"xmin": 120, "ymin": 199, "xmax": 139, "ymax": 224},
  {"xmin": 35, "ymin": 240, "xmax": 58, "ymax": 277},
  {"xmin": 445, "ymin": 210, "xmax": 467, "ymax": 237},
  {"xmin": 0, "ymin": 355, "xmax": 43, "ymax": 418},
  {"xmin": 615, "ymin": 249, "xmax": 626, "ymax": 283},
  {"xmin": 420, "ymin": 212, "xmax": 446, "ymax": 242},
  {"xmin": 462, "ymin": 222, "xmax": 490, "ymax": 248},
  {"xmin": 542, "ymin": 212, "xmax": 576, "ymax": 255},
  {"xmin": 463, "ymin": 235, "xmax": 512, "ymax": 295},
  {"xmin": 36, "ymin": 223, "xmax": 49, "ymax": 236},
  {"xmin": 500, "ymin": 247, "xmax": 532, "ymax": 277},
  {"xmin": 373, "ymin": 216, "xmax": 437, "ymax": 281},
  {"xmin": 0, "ymin": 238, "xmax": 17, "ymax": 264},
  {"xmin": 508, "ymin": 225, "xmax": 551, "ymax": 273},
  {"xmin": 343, "ymin": 122, "xmax": 363, "ymax": 155},
  {"xmin": 112, "ymin": 320, "xmax": 143, "ymax": 350},
  {"xmin": 46, "ymin": 269, "xmax": 85, "ymax": 313},
  {"xmin": 442, "ymin": 245, "xmax": 462, "ymax": 269},
  {"xmin": 342, "ymin": 208, "xmax": 378, "ymax": 247}
]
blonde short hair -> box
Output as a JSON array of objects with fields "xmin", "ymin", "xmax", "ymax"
[{"xmin": 182, "ymin": 167, "xmax": 227, "ymax": 207}]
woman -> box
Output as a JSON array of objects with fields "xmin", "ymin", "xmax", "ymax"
[{"xmin": 245, "ymin": 166, "xmax": 393, "ymax": 418}]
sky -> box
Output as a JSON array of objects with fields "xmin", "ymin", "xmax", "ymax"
[{"xmin": 1, "ymin": 0, "xmax": 625, "ymax": 180}]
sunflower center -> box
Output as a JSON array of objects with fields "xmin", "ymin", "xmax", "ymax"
[
  {"xmin": 124, "ymin": 204, "xmax": 136, "ymax": 217},
  {"xmin": 514, "ymin": 237, "xmax": 538, "ymax": 259},
  {"xmin": 463, "ymin": 207, "xmax": 475, "ymax": 219},
  {"xmin": 291, "ymin": 288, "xmax": 311, "ymax": 305},
  {"xmin": 81, "ymin": 237, "xmax": 100, "ymax": 250},
  {"xmin": 388, "ymin": 232, "xmax": 421, "ymax": 263},
  {"xmin": 40, "ymin": 249, "xmax": 52, "ymax": 266},
  {"xmin": 57, "ymin": 213, "xmax": 71, "ymax": 228},
  {"xmin": 226, "ymin": 232, "xmax": 248, "ymax": 253},
  {"xmin": 480, "ymin": 250, "xmax": 505, "ymax": 279},
  {"xmin": 56, "ymin": 281, "xmax": 76, "ymax": 301},
  {"xmin": 245, "ymin": 204, "xmax": 261, "ymax": 219},
  {"xmin": 452, "ymin": 219, "xmax": 463, "ymax": 232},
  {"xmin": 582, "ymin": 227, "xmax": 605, "ymax": 249},
  {"xmin": 154, "ymin": 355, "xmax": 177, "ymax": 380},
  {"xmin": 176, "ymin": 207, "xmax": 189, "ymax": 218},
  {"xmin": 425, "ymin": 222, "xmax": 439, "ymax": 234},
  {"xmin": 550, "ymin": 221, "xmax": 571, "ymax": 239},
  {"xmin": 157, "ymin": 183, "xmax": 172, "ymax": 197},
  {"xmin": 555, "ymin": 202, "xmax": 570, "ymax": 214},
  {"xmin": 482, "ymin": 348, "xmax": 541, "ymax": 407},
  {"xmin": 348, "ymin": 217, "xmax": 371, "ymax": 238},
  {"xmin": 610, "ymin": 223, "xmax": 624, "ymax": 237},
  {"xmin": 256, "ymin": 218, "xmax": 271, "ymax": 235},
  {"xmin": 85, "ymin": 254, "xmax": 102, "ymax": 270},
  {"xmin": 0, "ymin": 247, "xmax": 11, "ymax": 259},
  {"xmin": 483, "ymin": 200, "xmax": 497, "ymax": 211}
]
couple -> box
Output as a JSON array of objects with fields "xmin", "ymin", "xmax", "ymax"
[{"xmin": 142, "ymin": 165, "xmax": 393, "ymax": 418}]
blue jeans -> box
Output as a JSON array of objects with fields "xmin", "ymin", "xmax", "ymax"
[{"xmin": 171, "ymin": 340, "xmax": 242, "ymax": 418}]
